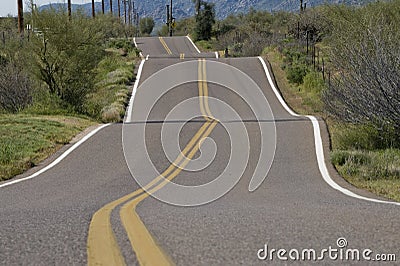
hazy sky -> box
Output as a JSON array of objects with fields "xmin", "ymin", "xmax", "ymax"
[{"xmin": 1, "ymin": 1, "xmax": 97, "ymax": 17}]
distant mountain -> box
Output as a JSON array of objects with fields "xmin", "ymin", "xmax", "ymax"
[{"xmin": 40, "ymin": 0, "xmax": 375, "ymax": 24}]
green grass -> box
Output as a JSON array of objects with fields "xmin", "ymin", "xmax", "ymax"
[
  {"xmin": 195, "ymin": 40, "xmax": 215, "ymax": 52},
  {"xmin": 332, "ymin": 149, "xmax": 400, "ymax": 202},
  {"xmin": 265, "ymin": 50, "xmax": 322, "ymax": 115},
  {"xmin": 265, "ymin": 48, "xmax": 400, "ymax": 202},
  {"xmin": 85, "ymin": 50, "xmax": 135, "ymax": 122},
  {"xmin": 0, "ymin": 115, "xmax": 96, "ymax": 181}
]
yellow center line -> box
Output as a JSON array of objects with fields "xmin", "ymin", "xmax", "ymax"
[
  {"xmin": 198, "ymin": 59, "xmax": 208, "ymax": 120},
  {"xmin": 202, "ymin": 59, "xmax": 214, "ymax": 119},
  {"xmin": 120, "ymin": 120, "xmax": 218, "ymax": 266},
  {"xmin": 198, "ymin": 59, "xmax": 215, "ymax": 121},
  {"xmin": 87, "ymin": 56, "xmax": 218, "ymax": 266},
  {"xmin": 159, "ymin": 36, "xmax": 172, "ymax": 55},
  {"xmin": 87, "ymin": 122, "xmax": 211, "ymax": 265}
]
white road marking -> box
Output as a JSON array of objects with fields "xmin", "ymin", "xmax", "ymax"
[
  {"xmin": 258, "ymin": 56, "xmax": 400, "ymax": 206},
  {"xmin": 126, "ymin": 59, "xmax": 145, "ymax": 123},
  {"xmin": 0, "ymin": 124, "xmax": 110, "ymax": 189},
  {"xmin": 186, "ymin": 35, "xmax": 201, "ymax": 53},
  {"xmin": 133, "ymin": 37, "xmax": 144, "ymax": 58}
]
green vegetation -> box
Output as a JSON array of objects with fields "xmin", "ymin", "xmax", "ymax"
[
  {"xmin": 193, "ymin": 0, "xmax": 215, "ymax": 41},
  {"xmin": 0, "ymin": 115, "xmax": 95, "ymax": 181},
  {"xmin": 323, "ymin": 2, "xmax": 400, "ymax": 144},
  {"xmin": 0, "ymin": 10, "xmax": 139, "ymax": 181},
  {"xmin": 192, "ymin": 1, "xmax": 398, "ymax": 201},
  {"xmin": 86, "ymin": 46, "xmax": 135, "ymax": 123},
  {"xmin": 140, "ymin": 17, "xmax": 155, "ymax": 35},
  {"xmin": 266, "ymin": 47, "xmax": 400, "ymax": 202},
  {"xmin": 195, "ymin": 40, "xmax": 214, "ymax": 52},
  {"xmin": 331, "ymin": 149, "xmax": 400, "ymax": 202},
  {"xmin": 29, "ymin": 11, "xmax": 103, "ymax": 111}
]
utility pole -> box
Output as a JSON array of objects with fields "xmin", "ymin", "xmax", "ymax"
[
  {"xmin": 136, "ymin": 12, "xmax": 139, "ymax": 37},
  {"xmin": 124, "ymin": 0, "xmax": 127, "ymax": 24},
  {"xmin": 30, "ymin": 0, "xmax": 34, "ymax": 31},
  {"xmin": 67, "ymin": 0, "xmax": 72, "ymax": 19},
  {"xmin": 166, "ymin": 4, "xmax": 170, "ymax": 33},
  {"xmin": 92, "ymin": 0, "xmax": 95, "ymax": 18},
  {"xmin": 17, "ymin": 0, "xmax": 24, "ymax": 34},
  {"xmin": 166, "ymin": 0, "xmax": 173, "ymax": 36},
  {"xmin": 169, "ymin": 0, "xmax": 173, "ymax": 37},
  {"xmin": 132, "ymin": 2, "xmax": 135, "ymax": 26},
  {"xmin": 110, "ymin": 0, "xmax": 113, "ymax": 14},
  {"xmin": 118, "ymin": 0, "xmax": 121, "ymax": 18},
  {"xmin": 101, "ymin": 0, "xmax": 105, "ymax": 14},
  {"xmin": 128, "ymin": 0, "xmax": 132, "ymax": 26}
]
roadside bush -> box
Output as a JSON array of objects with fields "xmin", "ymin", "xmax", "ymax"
[
  {"xmin": 242, "ymin": 32, "xmax": 267, "ymax": 57},
  {"xmin": 332, "ymin": 149, "xmax": 400, "ymax": 181},
  {"xmin": 85, "ymin": 53, "xmax": 134, "ymax": 122},
  {"xmin": 331, "ymin": 150, "xmax": 371, "ymax": 167},
  {"xmin": 108, "ymin": 38, "xmax": 134, "ymax": 54},
  {"xmin": 94, "ymin": 14, "xmax": 129, "ymax": 39},
  {"xmin": 282, "ymin": 48, "xmax": 306, "ymax": 65},
  {"xmin": 323, "ymin": 1, "xmax": 400, "ymax": 143},
  {"xmin": 29, "ymin": 9, "xmax": 105, "ymax": 112},
  {"xmin": 0, "ymin": 62, "xmax": 32, "ymax": 113},
  {"xmin": 101, "ymin": 104, "xmax": 122, "ymax": 123},
  {"xmin": 23, "ymin": 87, "xmax": 72, "ymax": 116},
  {"xmin": 140, "ymin": 17, "xmax": 155, "ymax": 35},
  {"xmin": 331, "ymin": 123, "xmax": 379, "ymax": 150},
  {"xmin": 287, "ymin": 64, "xmax": 307, "ymax": 84},
  {"xmin": 196, "ymin": 40, "xmax": 213, "ymax": 51},
  {"xmin": 303, "ymin": 71, "xmax": 325, "ymax": 93}
]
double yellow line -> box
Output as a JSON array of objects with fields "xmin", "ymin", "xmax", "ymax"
[
  {"xmin": 198, "ymin": 59, "xmax": 214, "ymax": 121},
  {"xmin": 159, "ymin": 37, "xmax": 172, "ymax": 55},
  {"xmin": 87, "ymin": 59, "xmax": 217, "ymax": 265},
  {"xmin": 159, "ymin": 37, "xmax": 185, "ymax": 60}
]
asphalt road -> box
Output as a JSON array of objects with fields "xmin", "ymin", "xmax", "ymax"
[{"xmin": 0, "ymin": 36, "xmax": 398, "ymax": 265}]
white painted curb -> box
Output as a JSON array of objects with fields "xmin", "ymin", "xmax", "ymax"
[
  {"xmin": 133, "ymin": 37, "xmax": 144, "ymax": 58},
  {"xmin": 0, "ymin": 124, "xmax": 110, "ymax": 189},
  {"xmin": 258, "ymin": 56, "xmax": 400, "ymax": 206},
  {"xmin": 186, "ymin": 35, "xmax": 201, "ymax": 54},
  {"xmin": 126, "ymin": 59, "xmax": 145, "ymax": 123}
]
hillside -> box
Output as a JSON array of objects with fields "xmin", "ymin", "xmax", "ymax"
[{"xmin": 40, "ymin": 0, "xmax": 375, "ymax": 24}]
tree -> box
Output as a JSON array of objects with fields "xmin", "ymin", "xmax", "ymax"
[
  {"xmin": 194, "ymin": 1, "xmax": 215, "ymax": 41},
  {"xmin": 193, "ymin": 0, "xmax": 201, "ymax": 14},
  {"xmin": 29, "ymin": 10, "xmax": 104, "ymax": 111},
  {"xmin": 323, "ymin": 2, "xmax": 400, "ymax": 144},
  {"xmin": 140, "ymin": 17, "xmax": 155, "ymax": 35}
]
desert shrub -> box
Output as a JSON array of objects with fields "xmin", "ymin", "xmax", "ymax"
[
  {"xmin": 287, "ymin": 64, "xmax": 307, "ymax": 84},
  {"xmin": 303, "ymin": 71, "xmax": 325, "ymax": 93},
  {"xmin": 323, "ymin": 1, "xmax": 400, "ymax": 143},
  {"xmin": 108, "ymin": 38, "xmax": 134, "ymax": 53},
  {"xmin": 29, "ymin": 9, "xmax": 105, "ymax": 112},
  {"xmin": 0, "ymin": 62, "xmax": 32, "ymax": 113}
]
